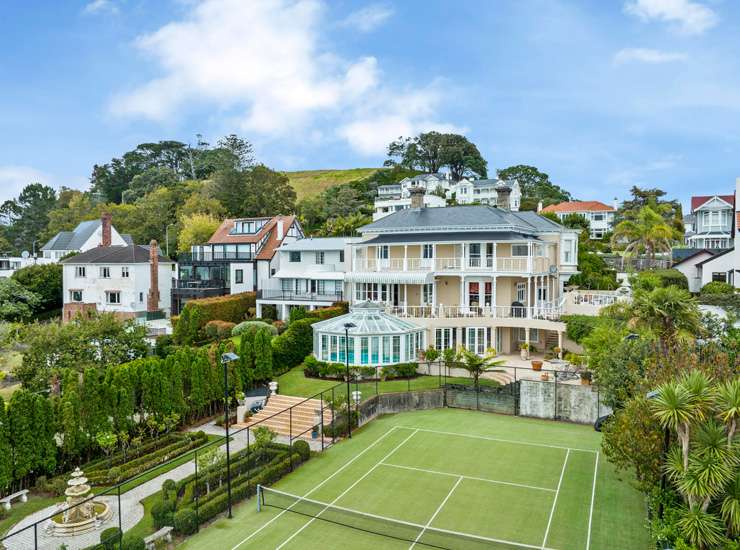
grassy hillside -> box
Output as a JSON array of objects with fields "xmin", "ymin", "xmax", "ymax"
[{"xmin": 284, "ymin": 168, "xmax": 382, "ymax": 200}]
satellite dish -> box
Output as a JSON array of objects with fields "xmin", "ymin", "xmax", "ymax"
[{"xmin": 21, "ymin": 251, "xmax": 30, "ymax": 259}]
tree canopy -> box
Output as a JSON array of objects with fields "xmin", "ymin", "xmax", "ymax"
[
  {"xmin": 496, "ymin": 165, "xmax": 571, "ymax": 211},
  {"xmin": 384, "ymin": 132, "xmax": 487, "ymax": 180}
]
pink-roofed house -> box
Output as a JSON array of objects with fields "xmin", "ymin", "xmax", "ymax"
[{"xmin": 539, "ymin": 200, "xmax": 617, "ymax": 239}]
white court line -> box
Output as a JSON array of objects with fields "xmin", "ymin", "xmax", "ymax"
[
  {"xmin": 409, "ymin": 476, "xmax": 463, "ymax": 550},
  {"xmin": 380, "ymin": 462, "xmax": 556, "ymax": 493},
  {"xmin": 395, "ymin": 425, "xmax": 598, "ymax": 454},
  {"xmin": 541, "ymin": 449, "xmax": 570, "ymax": 549},
  {"xmin": 231, "ymin": 425, "xmax": 401, "ymax": 550},
  {"xmin": 586, "ymin": 452, "xmax": 599, "ymax": 550},
  {"xmin": 274, "ymin": 429, "xmax": 420, "ymax": 550}
]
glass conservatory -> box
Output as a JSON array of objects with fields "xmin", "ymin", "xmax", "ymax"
[{"xmin": 312, "ymin": 301, "xmax": 425, "ymax": 366}]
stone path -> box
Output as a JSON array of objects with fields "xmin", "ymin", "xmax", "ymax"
[{"xmin": 4, "ymin": 417, "xmax": 329, "ymax": 549}]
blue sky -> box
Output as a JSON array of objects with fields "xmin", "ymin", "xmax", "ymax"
[{"xmin": 1, "ymin": 0, "xmax": 739, "ymax": 210}]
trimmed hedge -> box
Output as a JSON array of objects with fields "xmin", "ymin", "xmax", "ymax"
[
  {"xmin": 100, "ymin": 527, "xmax": 122, "ymax": 549},
  {"xmin": 174, "ymin": 292, "xmax": 256, "ymax": 344},
  {"xmin": 173, "ymin": 507, "xmax": 198, "ymax": 535},
  {"xmin": 205, "ymin": 320, "xmax": 236, "ymax": 340},
  {"xmin": 233, "ymin": 320, "xmax": 277, "ymax": 336},
  {"xmin": 303, "ymin": 356, "xmax": 418, "ymax": 380},
  {"xmin": 271, "ymin": 318, "xmax": 319, "ymax": 375}
]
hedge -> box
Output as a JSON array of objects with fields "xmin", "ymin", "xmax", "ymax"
[
  {"xmin": 271, "ymin": 318, "xmax": 319, "ymax": 375},
  {"xmin": 173, "ymin": 507, "xmax": 198, "ymax": 535},
  {"xmin": 205, "ymin": 320, "xmax": 236, "ymax": 340},
  {"xmin": 701, "ymin": 281, "xmax": 736, "ymax": 295},
  {"xmin": 174, "ymin": 292, "xmax": 256, "ymax": 344},
  {"xmin": 233, "ymin": 320, "xmax": 277, "ymax": 336}
]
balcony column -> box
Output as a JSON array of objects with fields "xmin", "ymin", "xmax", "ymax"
[
  {"xmin": 492, "ymin": 275, "xmax": 497, "ymax": 317},
  {"xmin": 525, "ymin": 327, "xmax": 530, "ymax": 351},
  {"xmin": 526, "ymin": 276, "xmax": 531, "ymax": 318},
  {"xmin": 256, "ymin": 302, "xmax": 263, "ymax": 317},
  {"xmin": 527, "ymin": 241, "xmax": 533, "ymax": 273},
  {"xmin": 404, "ymin": 245, "xmax": 408, "ymax": 271},
  {"xmin": 461, "ymin": 243, "xmax": 466, "ymax": 271},
  {"xmin": 492, "ymin": 242, "xmax": 497, "ymax": 272},
  {"xmin": 459, "ymin": 275, "xmax": 465, "ymax": 308}
]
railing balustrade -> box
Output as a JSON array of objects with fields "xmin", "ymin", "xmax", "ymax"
[
  {"xmin": 384, "ymin": 303, "xmax": 563, "ymax": 320},
  {"xmin": 353, "ymin": 256, "xmax": 553, "ymax": 274},
  {"xmin": 256, "ymin": 290, "xmax": 343, "ymax": 302}
]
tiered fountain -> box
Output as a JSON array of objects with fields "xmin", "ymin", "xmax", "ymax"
[{"xmin": 48, "ymin": 468, "xmax": 112, "ymax": 536}]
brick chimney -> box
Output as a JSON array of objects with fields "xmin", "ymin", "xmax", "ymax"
[
  {"xmin": 147, "ymin": 240, "xmax": 160, "ymax": 313},
  {"xmin": 496, "ymin": 185, "xmax": 512, "ymax": 210},
  {"xmin": 409, "ymin": 186, "xmax": 425, "ymax": 209},
  {"xmin": 101, "ymin": 212, "xmax": 112, "ymax": 247}
]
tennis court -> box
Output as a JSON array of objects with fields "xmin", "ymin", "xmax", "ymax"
[{"xmin": 179, "ymin": 409, "xmax": 649, "ymax": 550}]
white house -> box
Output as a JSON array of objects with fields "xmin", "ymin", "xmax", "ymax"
[
  {"xmin": 686, "ymin": 191, "xmax": 735, "ymax": 250},
  {"xmin": 61, "ymin": 240, "xmax": 174, "ymax": 322},
  {"xmin": 0, "ymin": 255, "xmax": 55, "ymax": 278},
  {"xmin": 41, "ymin": 213, "xmax": 133, "ymax": 260},
  {"xmin": 540, "ymin": 201, "xmax": 617, "ymax": 239},
  {"xmin": 694, "ymin": 247, "xmax": 739, "ymax": 290},
  {"xmin": 672, "ymin": 249, "xmax": 719, "ymax": 293},
  {"xmin": 449, "ymin": 178, "xmax": 522, "ymax": 210},
  {"xmin": 256, "ymin": 237, "xmax": 355, "ymax": 319}
]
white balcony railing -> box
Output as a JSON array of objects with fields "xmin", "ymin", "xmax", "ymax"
[
  {"xmin": 353, "ymin": 256, "xmax": 552, "ymax": 274},
  {"xmin": 385, "ymin": 303, "xmax": 563, "ymax": 321}
]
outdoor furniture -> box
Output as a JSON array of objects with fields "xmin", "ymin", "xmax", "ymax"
[
  {"xmin": 0, "ymin": 489, "xmax": 28, "ymax": 511},
  {"xmin": 144, "ymin": 526, "xmax": 173, "ymax": 550}
]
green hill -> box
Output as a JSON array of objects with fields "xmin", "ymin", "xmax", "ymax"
[{"xmin": 284, "ymin": 168, "xmax": 382, "ymax": 200}]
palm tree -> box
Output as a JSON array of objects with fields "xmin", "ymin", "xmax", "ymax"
[
  {"xmin": 716, "ymin": 379, "xmax": 740, "ymax": 446},
  {"xmin": 630, "ymin": 286, "xmax": 701, "ymax": 353},
  {"xmin": 456, "ymin": 348, "xmax": 505, "ymax": 389},
  {"xmin": 612, "ymin": 205, "xmax": 675, "ymax": 259}
]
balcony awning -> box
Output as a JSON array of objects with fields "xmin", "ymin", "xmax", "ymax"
[
  {"xmin": 344, "ymin": 271, "xmax": 434, "ymax": 285},
  {"xmin": 272, "ymin": 270, "xmax": 344, "ymax": 281}
]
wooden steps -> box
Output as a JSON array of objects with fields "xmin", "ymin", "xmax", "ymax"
[{"xmin": 234, "ymin": 394, "xmax": 334, "ymax": 439}]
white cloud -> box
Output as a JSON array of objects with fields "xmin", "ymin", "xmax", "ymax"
[
  {"xmin": 82, "ymin": 0, "xmax": 119, "ymax": 15},
  {"xmin": 110, "ymin": 0, "xmax": 458, "ymax": 156},
  {"xmin": 339, "ymin": 4, "xmax": 394, "ymax": 33},
  {"xmin": 624, "ymin": 0, "xmax": 718, "ymax": 35},
  {"xmin": 614, "ymin": 48, "xmax": 687, "ymax": 64}
]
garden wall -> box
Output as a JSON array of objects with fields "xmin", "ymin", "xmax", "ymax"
[
  {"xmin": 358, "ymin": 389, "xmax": 444, "ymax": 426},
  {"xmin": 518, "ymin": 380, "xmax": 610, "ymax": 424}
]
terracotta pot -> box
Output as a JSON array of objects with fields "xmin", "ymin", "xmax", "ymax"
[
  {"xmin": 580, "ymin": 377, "xmax": 591, "ymax": 385},
  {"xmin": 531, "ymin": 360, "xmax": 543, "ymax": 371},
  {"xmin": 540, "ymin": 373, "xmax": 549, "ymax": 381}
]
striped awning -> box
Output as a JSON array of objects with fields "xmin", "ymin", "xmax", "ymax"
[{"xmin": 344, "ymin": 271, "xmax": 434, "ymax": 285}]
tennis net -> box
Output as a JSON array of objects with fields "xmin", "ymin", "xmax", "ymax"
[{"xmin": 258, "ymin": 485, "xmax": 545, "ymax": 550}]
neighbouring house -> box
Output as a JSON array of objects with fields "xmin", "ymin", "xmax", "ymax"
[
  {"xmin": 61, "ymin": 239, "xmax": 174, "ymax": 322},
  {"xmin": 372, "ymin": 173, "xmax": 522, "ymax": 220},
  {"xmin": 694, "ymin": 247, "xmax": 739, "ymax": 289},
  {"xmin": 0, "ymin": 255, "xmax": 55, "ymax": 278},
  {"xmin": 256, "ymin": 237, "xmax": 354, "ymax": 320},
  {"xmin": 672, "ymin": 249, "xmax": 719, "ymax": 293},
  {"xmin": 172, "ymin": 215, "xmax": 303, "ymax": 315},
  {"xmin": 685, "ymin": 188, "xmax": 736, "ymax": 250},
  {"xmin": 540, "ymin": 200, "xmax": 617, "ymax": 240},
  {"xmin": 312, "ymin": 189, "xmax": 580, "ymax": 365},
  {"xmin": 41, "ymin": 212, "xmax": 134, "ymax": 260}
]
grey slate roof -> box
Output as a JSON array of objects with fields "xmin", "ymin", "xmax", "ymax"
[
  {"xmin": 41, "ymin": 220, "xmax": 133, "ymax": 251},
  {"xmin": 362, "ymin": 231, "xmax": 539, "ymax": 245},
  {"xmin": 358, "ymin": 205, "xmax": 564, "ymax": 234},
  {"xmin": 279, "ymin": 237, "xmax": 356, "ymax": 251},
  {"xmin": 60, "ymin": 245, "xmax": 171, "ymax": 265}
]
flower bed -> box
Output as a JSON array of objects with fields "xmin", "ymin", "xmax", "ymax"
[{"xmin": 302, "ymin": 356, "xmax": 418, "ymax": 380}]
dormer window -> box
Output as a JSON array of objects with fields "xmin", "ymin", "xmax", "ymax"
[{"xmin": 231, "ymin": 219, "xmax": 268, "ymax": 234}]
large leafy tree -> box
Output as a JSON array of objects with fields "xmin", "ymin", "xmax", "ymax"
[
  {"xmin": 11, "ymin": 263, "xmax": 63, "ymax": 312},
  {"xmin": 211, "ymin": 166, "xmax": 296, "ymax": 218},
  {"xmin": 177, "ymin": 213, "xmax": 221, "ymax": 253},
  {"xmin": 1, "ymin": 183, "xmax": 57, "ymax": 254},
  {"xmin": 385, "ymin": 132, "xmax": 487, "ymax": 179},
  {"xmin": 0, "ymin": 278, "xmax": 41, "ymax": 321},
  {"xmin": 496, "ymin": 165, "xmax": 571, "ymax": 210},
  {"xmin": 611, "ymin": 205, "xmax": 675, "ymax": 258},
  {"xmin": 618, "ymin": 186, "xmax": 684, "ymax": 239},
  {"xmin": 630, "ymin": 286, "xmax": 701, "ymax": 354}
]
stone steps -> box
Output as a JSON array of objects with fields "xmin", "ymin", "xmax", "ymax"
[{"xmin": 234, "ymin": 395, "xmax": 333, "ymax": 439}]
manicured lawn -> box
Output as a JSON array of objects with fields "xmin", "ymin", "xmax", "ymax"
[
  {"xmin": 0, "ymin": 494, "xmax": 60, "ymax": 537},
  {"xmin": 277, "ymin": 365, "xmax": 498, "ymax": 400},
  {"xmin": 178, "ymin": 408, "xmax": 650, "ymax": 549},
  {"xmin": 125, "ymin": 492, "xmax": 159, "ymax": 541},
  {"xmin": 285, "ymin": 168, "xmax": 381, "ymax": 200}
]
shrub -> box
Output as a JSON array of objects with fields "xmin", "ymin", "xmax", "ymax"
[
  {"xmin": 162, "ymin": 478, "xmax": 177, "ymax": 499},
  {"xmin": 233, "ymin": 320, "xmax": 277, "ymax": 336},
  {"xmin": 205, "ymin": 320, "xmax": 237, "ymax": 340},
  {"xmin": 563, "ymin": 315, "xmax": 601, "ymax": 344},
  {"xmin": 292, "ymin": 440, "xmax": 310, "ymax": 462},
  {"xmin": 701, "ymin": 281, "xmax": 735, "ymax": 295},
  {"xmin": 121, "ymin": 534, "xmax": 146, "ymax": 550},
  {"xmin": 51, "ymin": 477, "xmax": 68, "ymax": 496},
  {"xmin": 634, "ymin": 269, "xmax": 688, "ymax": 291},
  {"xmin": 151, "ymin": 498, "xmax": 176, "ymax": 529},
  {"xmin": 273, "ymin": 320, "xmax": 286, "ymax": 333},
  {"xmin": 100, "ymin": 527, "xmax": 122, "ymax": 549},
  {"xmin": 107, "ymin": 466, "xmax": 121, "ymax": 483},
  {"xmin": 173, "ymin": 507, "xmax": 198, "ymax": 536},
  {"xmin": 154, "ymin": 334, "xmax": 175, "ymax": 357},
  {"xmin": 289, "ymin": 307, "xmax": 308, "ymax": 324},
  {"xmin": 302, "ymin": 355, "xmax": 321, "ymax": 377},
  {"xmin": 271, "ymin": 318, "xmax": 319, "ymax": 375},
  {"xmin": 174, "ymin": 292, "xmax": 256, "ymax": 343},
  {"xmin": 306, "ymin": 306, "xmax": 345, "ymax": 320},
  {"xmin": 381, "ymin": 362, "xmax": 418, "ymax": 379}
]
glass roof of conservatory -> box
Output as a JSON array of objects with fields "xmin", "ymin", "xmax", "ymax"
[{"xmin": 312, "ymin": 301, "xmax": 422, "ymax": 335}]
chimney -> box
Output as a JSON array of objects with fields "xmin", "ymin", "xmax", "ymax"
[
  {"xmin": 613, "ymin": 197, "xmax": 619, "ymax": 211},
  {"xmin": 536, "ymin": 201, "xmax": 543, "ymax": 213},
  {"xmin": 147, "ymin": 240, "xmax": 160, "ymax": 314},
  {"xmin": 101, "ymin": 212, "xmax": 112, "ymax": 247},
  {"xmin": 496, "ymin": 185, "xmax": 511, "ymax": 210},
  {"xmin": 409, "ymin": 186, "xmax": 425, "ymax": 209},
  {"xmin": 276, "ymin": 218, "xmax": 284, "ymax": 241}
]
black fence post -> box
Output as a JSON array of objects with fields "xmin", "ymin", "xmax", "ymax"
[
  {"xmin": 320, "ymin": 391, "xmax": 325, "ymax": 451},
  {"xmin": 375, "ymin": 366, "xmax": 379, "ymax": 396},
  {"xmin": 34, "ymin": 523, "xmax": 37, "ymax": 550},
  {"xmin": 195, "ymin": 447, "xmax": 200, "ymax": 532},
  {"xmin": 553, "ymin": 372, "xmax": 558, "ymax": 420},
  {"xmin": 117, "ymin": 483, "xmax": 123, "ymax": 549},
  {"xmin": 331, "ymin": 387, "xmax": 336, "ymax": 445},
  {"xmin": 289, "ymin": 406, "xmax": 293, "ymax": 471}
]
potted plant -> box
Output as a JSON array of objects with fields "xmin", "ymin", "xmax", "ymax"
[
  {"xmin": 531, "ymin": 359, "xmax": 543, "ymax": 371},
  {"xmin": 580, "ymin": 371, "xmax": 592, "ymax": 385},
  {"xmin": 552, "ymin": 346, "xmax": 562, "ymax": 360},
  {"xmin": 311, "ymin": 425, "xmax": 319, "ymax": 439},
  {"xmin": 519, "ymin": 342, "xmax": 529, "ymax": 360}
]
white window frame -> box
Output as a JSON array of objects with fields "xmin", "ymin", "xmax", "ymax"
[
  {"xmin": 315, "ymin": 251, "xmax": 325, "ymax": 265},
  {"xmin": 106, "ymin": 291, "xmax": 121, "ymax": 304},
  {"xmin": 100, "ymin": 267, "xmax": 111, "ymax": 279},
  {"xmin": 75, "ymin": 266, "xmax": 86, "ymax": 278},
  {"xmin": 121, "ymin": 266, "xmax": 129, "ymax": 278},
  {"xmin": 512, "ymin": 244, "xmax": 529, "ymax": 257}
]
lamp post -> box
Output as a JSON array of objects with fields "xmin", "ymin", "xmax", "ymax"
[
  {"xmin": 343, "ymin": 322, "xmax": 356, "ymax": 439},
  {"xmin": 221, "ymin": 352, "xmax": 239, "ymax": 519}
]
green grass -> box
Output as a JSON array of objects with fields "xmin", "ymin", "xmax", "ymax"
[
  {"xmin": 125, "ymin": 492, "xmax": 159, "ymax": 541},
  {"xmin": 0, "ymin": 383, "xmax": 19, "ymax": 400},
  {"xmin": 178, "ymin": 409, "xmax": 650, "ymax": 550},
  {"xmin": 0, "ymin": 494, "xmax": 60, "ymax": 537},
  {"xmin": 277, "ymin": 365, "xmax": 499, "ymax": 401},
  {"xmin": 284, "ymin": 168, "xmax": 381, "ymax": 200}
]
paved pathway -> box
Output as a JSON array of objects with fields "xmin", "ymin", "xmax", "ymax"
[{"xmin": 4, "ymin": 419, "xmax": 328, "ymax": 549}]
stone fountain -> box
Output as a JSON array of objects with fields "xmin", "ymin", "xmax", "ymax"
[{"xmin": 47, "ymin": 468, "xmax": 112, "ymax": 536}]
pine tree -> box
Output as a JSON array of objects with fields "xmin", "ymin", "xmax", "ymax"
[{"xmin": 8, "ymin": 390, "xmax": 38, "ymax": 485}]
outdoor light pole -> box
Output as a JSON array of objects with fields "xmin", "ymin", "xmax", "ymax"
[
  {"xmin": 343, "ymin": 322, "xmax": 356, "ymax": 439},
  {"xmin": 221, "ymin": 352, "xmax": 239, "ymax": 519}
]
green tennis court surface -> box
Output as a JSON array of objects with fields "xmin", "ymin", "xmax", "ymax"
[{"xmin": 179, "ymin": 409, "xmax": 649, "ymax": 550}]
